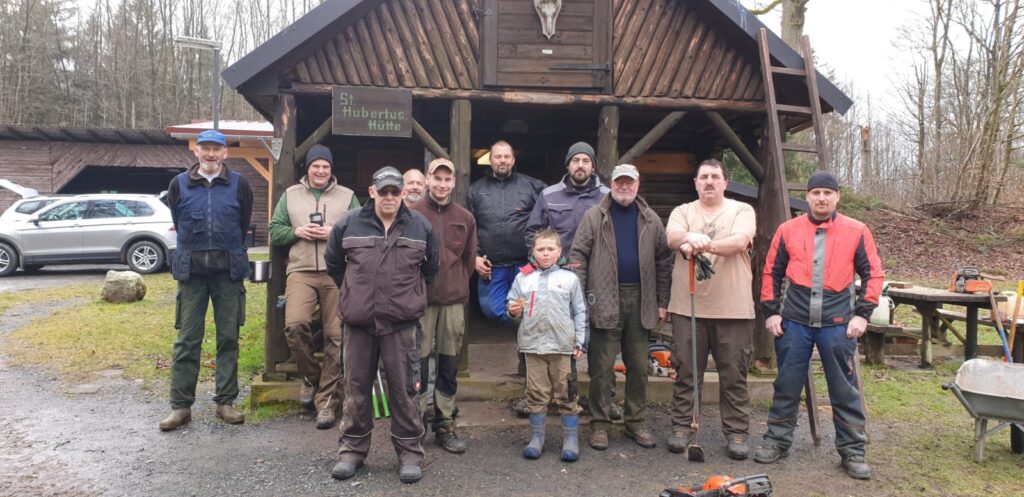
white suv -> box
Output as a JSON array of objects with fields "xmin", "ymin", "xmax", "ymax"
[{"xmin": 0, "ymin": 194, "xmax": 177, "ymax": 276}]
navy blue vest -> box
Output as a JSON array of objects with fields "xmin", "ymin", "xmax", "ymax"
[{"xmin": 171, "ymin": 171, "xmax": 250, "ymax": 282}]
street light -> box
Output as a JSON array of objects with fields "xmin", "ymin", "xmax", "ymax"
[{"xmin": 174, "ymin": 36, "xmax": 222, "ymax": 130}]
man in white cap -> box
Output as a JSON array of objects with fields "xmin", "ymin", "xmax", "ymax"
[
  {"xmin": 409, "ymin": 158, "xmax": 477, "ymax": 454},
  {"xmin": 569, "ymin": 164, "xmax": 673, "ymax": 451}
]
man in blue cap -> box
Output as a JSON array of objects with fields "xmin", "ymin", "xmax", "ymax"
[{"xmin": 160, "ymin": 129, "xmax": 254, "ymax": 431}]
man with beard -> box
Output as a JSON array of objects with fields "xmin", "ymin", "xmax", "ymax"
[
  {"xmin": 665, "ymin": 159, "xmax": 756, "ymax": 460},
  {"xmin": 160, "ymin": 129, "xmax": 252, "ymax": 431},
  {"xmin": 525, "ymin": 141, "xmax": 610, "ymax": 404},
  {"xmin": 403, "ymin": 169, "xmax": 426, "ymax": 208},
  {"xmin": 467, "ymin": 141, "xmax": 545, "ymax": 327}
]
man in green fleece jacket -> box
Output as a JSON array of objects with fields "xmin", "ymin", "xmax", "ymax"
[{"xmin": 269, "ymin": 144, "xmax": 360, "ymax": 429}]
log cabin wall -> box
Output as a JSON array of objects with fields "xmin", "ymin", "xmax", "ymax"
[
  {"xmin": 612, "ymin": 0, "xmax": 764, "ymax": 100},
  {"xmin": 282, "ymin": 0, "xmax": 480, "ymax": 89}
]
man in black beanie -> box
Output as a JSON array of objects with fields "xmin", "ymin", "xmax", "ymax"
[
  {"xmin": 524, "ymin": 141, "xmax": 610, "ymax": 407},
  {"xmin": 755, "ymin": 170, "xmax": 883, "ymax": 480},
  {"xmin": 268, "ymin": 144, "xmax": 360, "ymax": 429}
]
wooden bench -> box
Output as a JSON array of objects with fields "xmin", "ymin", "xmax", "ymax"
[{"xmin": 864, "ymin": 323, "xmax": 923, "ymax": 365}]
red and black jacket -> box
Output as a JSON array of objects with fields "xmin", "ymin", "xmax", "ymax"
[{"xmin": 761, "ymin": 212, "xmax": 884, "ymax": 327}]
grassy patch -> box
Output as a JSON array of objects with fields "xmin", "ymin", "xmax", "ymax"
[
  {"xmin": 0, "ymin": 282, "xmax": 97, "ymax": 315},
  {"xmin": 1, "ymin": 272, "xmax": 266, "ymax": 386},
  {"xmin": 245, "ymin": 398, "xmax": 301, "ymax": 423},
  {"xmin": 861, "ymin": 359, "xmax": 1024, "ymax": 496}
]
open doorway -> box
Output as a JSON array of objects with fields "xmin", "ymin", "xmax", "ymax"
[{"xmin": 61, "ymin": 166, "xmax": 184, "ymax": 195}]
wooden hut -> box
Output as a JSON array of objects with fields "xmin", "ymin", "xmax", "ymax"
[{"xmin": 223, "ymin": 0, "xmax": 852, "ymax": 376}]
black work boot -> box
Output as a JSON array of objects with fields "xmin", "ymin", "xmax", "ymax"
[
  {"xmin": 842, "ymin": 454, "xmax": 872, "ymax": 480},
  {"xmin": 435, "ymin": 423, "xmax": 468, "ymax": 454},
  {"xmin": 299, "ymin": 381, "xmax": 315, "ymax": 411},
  {"xmin": 727, "ymin": 435, "xmax": 750, "ymax": 460},
  {"xmin": 753, "ymin": 443, "xmax": 789, "ymax": 464}
]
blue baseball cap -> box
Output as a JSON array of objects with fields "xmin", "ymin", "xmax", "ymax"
[{"xmin": 196, "ymin": 129, "xmax": 227, "ymax": 146}]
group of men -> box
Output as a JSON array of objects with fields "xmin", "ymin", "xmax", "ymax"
[{"xmin": 157, "ymin": 130, "xmax": 883, "ymax": 484}]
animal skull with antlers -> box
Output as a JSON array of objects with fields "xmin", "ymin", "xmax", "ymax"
[{"xmin": 534, "ymin": 0, "xmax": 562, "ymax": 40}]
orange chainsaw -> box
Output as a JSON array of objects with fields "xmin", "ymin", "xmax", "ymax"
[
  {"xmin": 948, "ymin": 266, "xmax": 992, "ymax": 293},
  {"xmin": 660, "ymin": 474, "xmax": 772, "ymax": 497}
]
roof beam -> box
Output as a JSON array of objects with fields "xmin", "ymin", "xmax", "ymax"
[
  {"xmin": 705, "ymin": 110, "xmax": 764, "ymax": 181},
  {"xmin": 619, "ymin": 111, "xmax": 687, "ymax": 166},
  {"xmin": 287, "ymin": 84, "xmax": 767, "ymax": 113}
]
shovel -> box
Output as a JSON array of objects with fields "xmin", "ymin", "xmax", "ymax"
[{"xmin": 686, "ymin": 256, "xmax": 704, "ymax": 463}]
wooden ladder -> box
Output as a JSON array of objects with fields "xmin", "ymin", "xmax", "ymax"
[
  {"xmin": 756, "ymin": 29, "xmax": 851, "ymax": 448},
  {"xmin": 757, "ymin": 29, "xmax": 831, "ymax": 190}
]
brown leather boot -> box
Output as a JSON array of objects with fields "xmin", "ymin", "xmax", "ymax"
[
  {"xmin": 159, "ymin": 408, "xmax": 191, "ymax": 431},
  {"xmin": 215, "ymin": 404, "xmax": 245, "ymax": 424}
]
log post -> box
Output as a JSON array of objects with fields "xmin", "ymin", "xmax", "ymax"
[
  {"xmin": 752, "ymin": 126, "xmax": 789, "ymax": 375},
  {"xmin": 265, "ymin": 94, "xmax": 298, "ymax": 379},
  {"xmin": 450, "ymin": 99, "xmax": 472, "ymax": 373},
  {"xmin": 597, "ymin": 105, "xmax": 619, "ymax": 179},
  {"xmin": 618, "ymin": 111, "xmax": 686, "ymax": 165}
]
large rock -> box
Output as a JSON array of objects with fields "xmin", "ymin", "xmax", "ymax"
[{"xmin": 101, "ymin": 270, "xmax": 147, "ymax": 303}]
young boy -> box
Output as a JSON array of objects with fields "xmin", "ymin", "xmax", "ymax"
[{"xmin": 507, "ymin": 228, "xmax": 588, "ymax": 462}]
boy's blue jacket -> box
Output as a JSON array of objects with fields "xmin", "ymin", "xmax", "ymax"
[{"xmin": 508, "ymin": 263, "xmax": 588, "ymax": 354}]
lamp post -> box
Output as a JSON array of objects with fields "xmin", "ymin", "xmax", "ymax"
[{"xmin": 174, "ymin": 36, "xmax": 222, "ymax": 130}]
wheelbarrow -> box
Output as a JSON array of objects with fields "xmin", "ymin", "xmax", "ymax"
[{"xmin": 942, "ymin": 358, "xmax": 1024, "ymax": 463}]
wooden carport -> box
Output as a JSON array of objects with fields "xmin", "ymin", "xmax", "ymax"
[{"xmin": 223, "ymin": 0, "xmax": 852, "ymax": 378}]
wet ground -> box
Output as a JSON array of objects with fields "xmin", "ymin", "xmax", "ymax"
[{"xmin": 0, "ymin": 286, "xmax": 884, "ymax": 496}]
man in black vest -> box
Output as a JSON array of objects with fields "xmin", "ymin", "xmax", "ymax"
[{"xmin": 160, "ymin": 129, "xmax": 254, "ymax": 431}]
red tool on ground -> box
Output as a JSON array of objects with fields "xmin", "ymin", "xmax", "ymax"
[{"xmin": 659, "ymin": 474, "xmax": 773, "ymax": 497}]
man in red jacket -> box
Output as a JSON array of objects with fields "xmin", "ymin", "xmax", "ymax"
[
  {"xmin": 410, "ymin": 158, "xmax": 478, "ymax": 454},
  {"xmin": 755, "ymin": 171, "xmax": 883, "ymax": 480}
]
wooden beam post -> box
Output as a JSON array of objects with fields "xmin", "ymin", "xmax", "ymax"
[
  {"xmin": 450, "ymin": 99, "xmax": 472, "ymax": 373},
  {"xmin": 705, "ymin": 111, "xmax": 765, "ymax": 182},
  {"xmin": 597, "ymin": 105, "xmax": 619, "ymax": 179},
  {"xmin": 294, "ymin": 117, "xmax": 332, "ymax": 169},
  {"xmin": 265, "ymin": 94, "xmax": 298, "ymax": 378},
  {"xmin": 752, "ymin": 126, "xmax": 789, "ymax": 375},
  {"xmin": 413, "ymin": 118, "xmax": 451, "ymax": 161},
  {"xmin": 618, "ymin": 111, "xmax": 686, "ymax": 165}
]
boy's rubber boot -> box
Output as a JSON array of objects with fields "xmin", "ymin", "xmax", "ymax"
[
  {"xmin": 523, "ymin": 413, "xmax": 546, "ymax": 459},
  {"xmin": 561, "ymin": 415, "xmax": 580, "ymax": 462}
]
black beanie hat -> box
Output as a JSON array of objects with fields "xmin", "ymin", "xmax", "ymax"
[
  {"xmin": 564, "ymin": 141, "xmax": 596, "ymax": 166},
  {"xmin": 807, "ymin": 170, "xmax": 839, "ymax": 192},
  {"xmin": 305, "ymin": 144, "xmax": 333, "ymax": 170}
]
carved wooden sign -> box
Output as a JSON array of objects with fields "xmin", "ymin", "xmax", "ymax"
[
  {"xmin": 534, "ymin": 0, "xmax": 562, "ymax": 39},
  {"xmin": 332, "ymin": 86, "xmax": 412, "ymax": 138}
]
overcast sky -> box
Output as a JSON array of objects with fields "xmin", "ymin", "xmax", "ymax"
[{"xmin": 742, "ymin": 0, "xmax": 931, "ymax": 120}]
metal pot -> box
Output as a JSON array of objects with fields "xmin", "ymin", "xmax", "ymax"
[{"xmin": 249, "ymin": 260, "xmax": 270, "ymax": 283}]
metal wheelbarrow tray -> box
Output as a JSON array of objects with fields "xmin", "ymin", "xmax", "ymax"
[{"xmin": 942, "ymin": 358, "xmax": 1024, "ymax": 463}]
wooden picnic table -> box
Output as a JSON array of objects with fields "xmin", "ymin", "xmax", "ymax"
[{"xmin": 886, "ymin": 286, "xmax": 1001, "ymax": 367}]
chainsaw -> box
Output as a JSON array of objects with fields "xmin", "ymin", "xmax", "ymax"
[
  {"xmin": 660, "ymin": 474, "xmax": 772, "ymax": 497},
  {"xmin": 948, "ymin": 266, "xmax": 992, "ymax": 293}
]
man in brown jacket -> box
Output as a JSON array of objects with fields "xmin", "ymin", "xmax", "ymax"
[
  {"xmin": 569, "ymin": 164, "xmax": 673, "ymax": 450},
  {"xmin": 410, "ymin": 158, "xmax": 478, "ymax": 454}
]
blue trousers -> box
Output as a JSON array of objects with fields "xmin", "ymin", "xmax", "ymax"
[
  {"xmin": 477, "ymin": 265, "xmax": 517, "ymax": 327},
  {"xmin": 764, "ymin": 319, "xmax": 867, "ymax": 458}
]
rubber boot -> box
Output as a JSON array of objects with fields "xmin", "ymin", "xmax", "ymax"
[
  {"xmin": 561, "ymin": 415, "xmax": 580, "ymax": 462},
  {"xmin": 523, "ymin": 413, "xmax": 546, "ymax": 459}
]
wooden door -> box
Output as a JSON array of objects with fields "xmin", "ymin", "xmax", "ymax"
[{"xmin": 481, "ymin": 0, "xmax": 612, "ymax": 90}]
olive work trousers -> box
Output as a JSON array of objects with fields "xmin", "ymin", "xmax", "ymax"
[
  {"xmin": 588, "ymin": 284, "xmax": 649, "ymax": 433},
  {"xmin": 670, "ymin": 315, "xmax": 753, "ymax": 436},
  {"xmin": 170, "ymin": 273, "xmax": 245, "ymax": 409},
  {"xmin": 283, "ymin": 270, "xmax": 342, "ymax": 413},
  {"xmin": 418, "ymin": 303, "xmax": 465, "ymax": 430}
]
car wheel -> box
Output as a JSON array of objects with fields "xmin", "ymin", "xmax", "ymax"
[
  {"xmin": 126, "ymin": 240, "xmax": 165, "ymax": 274},
  {"xmin": 0, "ymin": 242, "xmax": 18, "ymax": 277}
]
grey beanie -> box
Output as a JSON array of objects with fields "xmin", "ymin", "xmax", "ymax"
[
  {"xmin": 305, "ymin": 144, "xmax": 334, "ymax": 170},
  {"xmin": 807, "ymin": 170, "xmax": 839, "ymax": 192},
  {"xmin": 564, "ymin": 141, "xmax": 596, "ymax": 166}
]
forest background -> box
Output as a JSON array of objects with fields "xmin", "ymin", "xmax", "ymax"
[{"xmin": 2, "ymin": 0, "xmax": 1023, "ymax": 210}]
